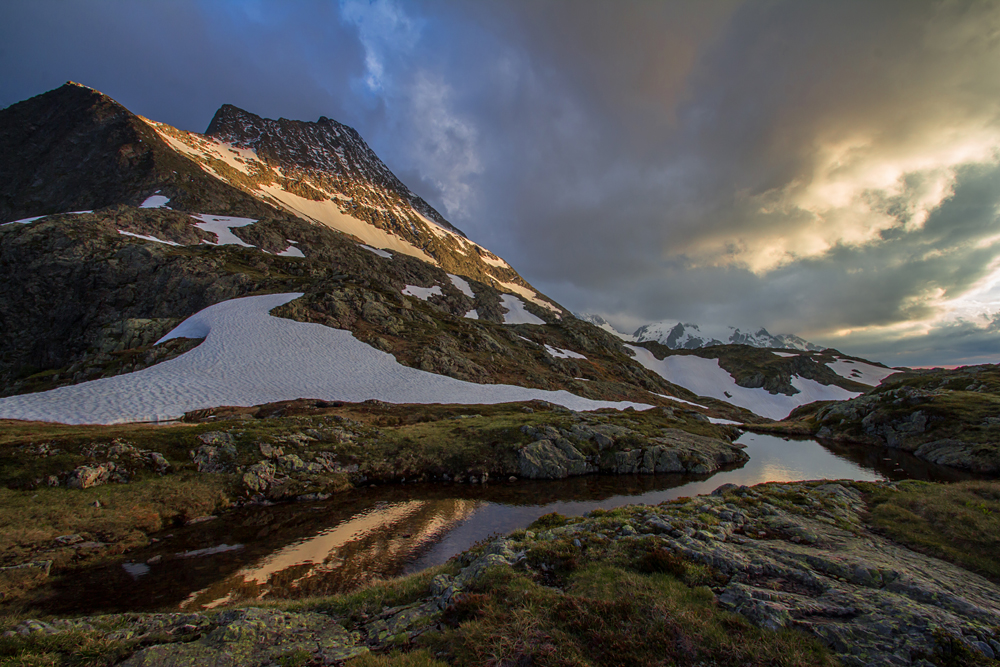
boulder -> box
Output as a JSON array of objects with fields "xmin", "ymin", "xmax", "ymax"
[
  {"xmin": 242, "ymin": 462, "xmax": 276, "ymax": 495},
  {"xmin": 518, "ymin": 439, "xmax": 595, "ymax": 479},
  {"xmin": 118, "ymin": 608, "xmax": 367, "ymax": 666},
  {"xmin": 66, "ymin": 463, "xmax": 126, "ymax": 489},
  {"xmin": 191, "ymin": 443, "xmax": 237, "ymax": 473}
]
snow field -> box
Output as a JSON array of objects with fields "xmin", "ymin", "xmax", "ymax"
[
  {"xmin": 627, "ymin": 345, "xmax": 859, "ymax": 420},
  {"xmin": 0, "ymin": 293, "xmax": 649, "ymax": 425}
]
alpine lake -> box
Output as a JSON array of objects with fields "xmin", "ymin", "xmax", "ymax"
[{"xmin": 46, "ymin": 432, "xmax": 978, "ymax": 615}]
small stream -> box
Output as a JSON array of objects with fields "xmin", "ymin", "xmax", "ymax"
[{"xmin": 46, "ymin": 433, "xmax": 976, "ymax": 615}]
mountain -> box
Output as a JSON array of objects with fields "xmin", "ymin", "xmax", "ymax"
[
  {"xmin": 0, "ymin": 82, "xmax": 891, "ymax": 427},
  {"xmin": 0, "ymin": 82, "xmax": 758, "ymax": 423},
  {"xmin": 574, "ymin": 313, "xmax": 635, "ymax": 341},
  {"xmin": 632, "ymin": 321, "xmax": 824, "ymax": 351}
]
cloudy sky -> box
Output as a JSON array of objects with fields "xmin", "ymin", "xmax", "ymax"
[{"xmin": 3, "ymin": 0, "xmax": 999, "ymax": 367}]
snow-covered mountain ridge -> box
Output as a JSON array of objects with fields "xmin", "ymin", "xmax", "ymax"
[
  {"xmin": 634, "ymin": 321, "xmax": 822, "ymax": 351},
  {"xmin": 578, "ymin": 314, "xmax": 822, "ymax": 351}
]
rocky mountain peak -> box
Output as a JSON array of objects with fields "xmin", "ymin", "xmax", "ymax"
[
  {"xmin": 204, "ymin": 103, "xmax": 462, "ymax": 237},
  {"xmin": 631, "ymin": 320, "xmax": 823, "ymax": 351}
]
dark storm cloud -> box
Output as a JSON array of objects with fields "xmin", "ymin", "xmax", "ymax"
[
  {"xmin": 0, "ymin": 1, "xmax": 366, "ymax": 132},
  {"xmin": 2, "ymin": 0, "xmax": 999, "ymax": 366}
]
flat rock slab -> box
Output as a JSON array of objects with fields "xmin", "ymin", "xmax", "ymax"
[{"xmin": 61, "ymin": 608, "xmax": 366, "ymax": 667}]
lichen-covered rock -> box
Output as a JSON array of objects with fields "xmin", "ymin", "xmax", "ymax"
[
  {"xmin": 598, "ymin": 428, "xmax": 747, "ymax": 475},
  {"xmin": 626, "ymin": 482, "xmax": 1000, "ymax": 666},
  {"xmin": 242, "ymin": 461, "xmax": 276, "ymax": 495},
  {"xmin": 196, "ymin": 432, "xmax": 234, "ymax": 447},
  {"xmin": 191, "ymin": 443, "xmax": 237, "ymax": 474},
  {"xmin": 518, "ymin": 439, "xmax": 595, "ymax": 479},
  {"xmin": 66, "ymin": 462, "xmax": 127, "ymax": 488},
  {"xmin": 116, "ymin": 608, "xmax": 366, "ymax": 666}
]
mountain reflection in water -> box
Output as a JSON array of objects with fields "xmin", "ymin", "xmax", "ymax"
[{"xmin": 46, "ymin": 432, "xmax": 979, "ymax": 615}]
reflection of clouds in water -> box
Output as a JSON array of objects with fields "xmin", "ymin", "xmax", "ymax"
[
  {"xmin": 181, "ymin": 498, "xmax": 481, "ymax": 610},
  {"xmin": 240, "ymin": 501, "xmax": 423, "ymax": 585},
  {"xmin": 410, "ymin": 433, "xmax": 884, "ymax": 571}
]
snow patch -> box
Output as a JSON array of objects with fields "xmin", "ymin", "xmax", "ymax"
[
  {"xmin": 628, "ymin": 346, "xmax": 859, "ymax": 420},
  {"xmin": 447, "ymin": 274, "xmax": 475, "ymax": 298},
  {"xmin": 709, "ymin": 417, "xmax": 742, "ymax": 425},
  {"xmin": 277, "ymin": 245, "xmax": 305, "ymax": 258},
  {"xmin": 190, "ymin": 214, "xmax": 256, "ymax": 247},
  {"xmin": 257, "ymin": 185, "xmax": 436, "ymax": 264},
  {"xmin": 118, "ymin": 230, "xmax": 180, "ymax": 246},
  {"xmin": 402, "ymin": 285, "xmax": 443, "ymax": 301},
  {"xmin": 140, "ymin": 195, "xmax": 171, "ymax": 209},
  {"xmin": 0, "ymin": 293, "xmax": 649, "ymax": 424},
  {"xmin": 772, "ymin": 351, "xmax": 798, "ymax": 358},
  {"xmin": 492, "ymin": 278, "xmax": 561, "ymax": 315},
  {"xmin": 500, "ymin": 295, "xmax": 545, "ymax": 325},
  {"xmin": 653, "ymin": 393, "xmax": 708, "ymax": 410},
  {"xmin": 464, "ymin": 309, "xmax": 479, "ymax": 320},
  {"xmin": 480, "ymin": 254, "xmax": 510, "ymax": 268},
  {"xmin": 826, "ymin": 359, "xmax": 897, "ymax": 387},
  {"xmin": 2, "ymin": 211, "xmax": 92, "ymax": 226},
  {"xmin": 360, "ymin": 244, "xmax": 392, "ymax": 258},
  {"xmin": 544, "ymin": 344, "xmax": 586, "ymax": 360}
]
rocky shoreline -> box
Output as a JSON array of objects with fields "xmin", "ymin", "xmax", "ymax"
[{"xmin": 6, "ymin": 480, "xmax": 999, "ymax": 666}]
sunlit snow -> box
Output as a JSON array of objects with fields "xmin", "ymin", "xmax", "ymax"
[
  {"xmin": 0, "ymin": 294, "xmax": 649, "ymax": 425},
  {"xmin": 464, "ymin": 309, "xmax": 479, "ymax": 320},
  {"xmin": 627, "ymin": 345, "xmax": 859, "ymax": 420},
  {"xmin": 257, "ymin": 185, "xmax": 436, "ymax": 263}
]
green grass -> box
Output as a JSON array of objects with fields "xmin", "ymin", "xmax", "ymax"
[
  {"xmin": 0, "ymin": 628, "xmax": 139, "ymax": 667},
  {"xmin": 273, "ymin": 564, "xmax": 458, "ymax": 629},
  {"xmin": 0, "ymin": 474, "xmax": 229, "ymax": 614},
  {"xmin": 348, "ymin": 650, "xmax": 448, "ymax": 667},
  {"xmin": 864, "ymin": 480, "xmax": 1000, "ymax": 581},
  {"xmin": 418, "ymin": 563, "xmax": 835, "ymax": 667}
]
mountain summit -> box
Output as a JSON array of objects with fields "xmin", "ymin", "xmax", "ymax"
[{"xmin": 204, "ymin": 104, "xmax": 463, "ymax": 236}]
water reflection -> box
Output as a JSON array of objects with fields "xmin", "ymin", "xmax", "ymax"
[{"xmin": 46, "ymin": 432, "xmax": 978, "ymax": 615}]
